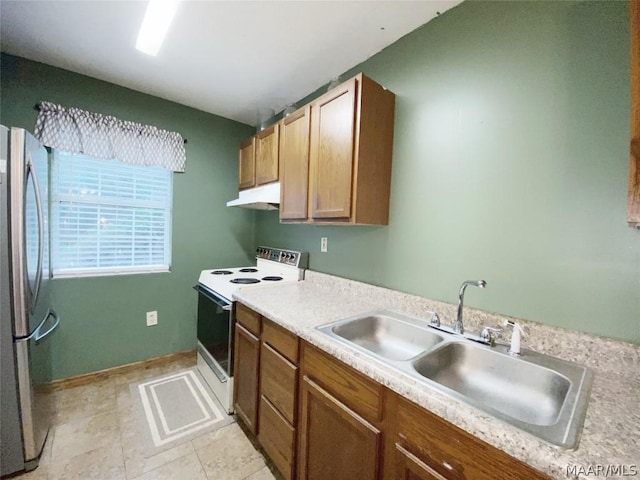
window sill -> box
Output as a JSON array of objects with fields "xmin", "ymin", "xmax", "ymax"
[{"xmin": 52, "ymin": 266, "xmax": 171, "ymax": 279}]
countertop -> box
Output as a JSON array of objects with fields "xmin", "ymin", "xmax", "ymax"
[{"xmin": 234, "ymin": 271, "xmax": 640, "ymax": 480}]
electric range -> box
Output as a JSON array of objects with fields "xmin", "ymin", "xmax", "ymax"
[{"xmin": 194, "ymin": 247, "xmax": 307, "ymax": 413}]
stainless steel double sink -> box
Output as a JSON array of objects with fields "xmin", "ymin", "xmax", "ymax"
[{"xmin": 316, "ymin": 310, "xmax": 593, "ymax": 449}]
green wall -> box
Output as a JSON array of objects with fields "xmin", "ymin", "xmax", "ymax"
[
  {"xmin": 1, "ymin": 53, "xmax": 256, "ymax": 379},
  {"xmin": 256, "ymin": 1, "xmax": 640, "ymax": 343},
  {"xmin": 1, "ymin": 0, "xmax": 637, "ymax": 382}
]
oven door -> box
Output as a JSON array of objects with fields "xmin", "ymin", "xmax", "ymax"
[{"xmin": 194, "ymin": 285, "xmax": 233, "ymax": 381}]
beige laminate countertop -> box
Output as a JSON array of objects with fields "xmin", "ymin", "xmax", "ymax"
[{"xmin": 234, "ymin": 271, "xmax": 640, "ymax": 480}]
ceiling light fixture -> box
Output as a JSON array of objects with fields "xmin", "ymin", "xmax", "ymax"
[{"xmin": 135, "ymin": 0, "xmax": 179, "ymax": 56}]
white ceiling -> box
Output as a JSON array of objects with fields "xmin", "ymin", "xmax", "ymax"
[{"xmin": 1, "ymin": 0, "xmax": 462, "ymax": 126}]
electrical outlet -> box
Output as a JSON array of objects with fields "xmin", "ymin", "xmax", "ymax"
[
  {"xmin": 321, "ymin": 237, "xmax": 328, "ymax": 253},
  {"xmin": 146, "ymin": 311, "xmax": 158, "ymax": 326}
]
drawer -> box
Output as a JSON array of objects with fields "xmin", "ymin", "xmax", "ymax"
[
  {"xmin": 262, "ymin": 319, "xmax": 298, "ymax": 365},
  {"xmin": 262, "ymin": 319, "xmax": 299, "ymax": 364},
  {"xmin": 301, "ymin": 342, "xmax": 383, "ymax": 424},
  {"xmin": 260, "ymin": 343, "xmax": 298, "ymax": 424},
  {"xmin": 235, "ymin": 303, "xmax": 261, "ymax": 336},
  {"xmin": 394, "ymin": 394, "xmax": 551, "ymax": 480},
  {"xmin": 258, "ymin": 395, "xmax": 295, "ymax": 480}
]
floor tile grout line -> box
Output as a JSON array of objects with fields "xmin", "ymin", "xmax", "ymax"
[
  {"xmin": 25, "ymin": 357, "xmax": 201, "ymax": 480},
  {"xmin": 45, "ymin": 413, "xmax": 124, "ymax": 477},
  {"xmin": 123, "ymin": 441, "xmax": 196, "ymax": 479},
  {"xmin": 192, "ymin": 440, "xmax": 210, "ymax": 480},
  {"xmin": 117, "ymin": 413, "xmax": 127, "ymax": 480}
]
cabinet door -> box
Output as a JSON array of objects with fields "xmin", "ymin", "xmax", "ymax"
[
  {"xmin": 393, "ymin": 394, "xmax": 550, "ymax": 480},
  {"xmin": 239, "ymin": 137, "xmax": 255, "ymax": 189},
  {"xmin": 298, "ymin": 376, "xmax": 381, "ymax": 480},
  {"xmin": 309, "ymin": 79, "xmax": 357, "ymax": 220},
  {"xmin": 255, "ymin": 124, "xmax": 279, "ymax": 186},
  {"xmin": 395, "ymin": 444, "xmax": 449, "ymax": 480},
  {"xmin": 233, "ymin": 323, "xmax": 260, "ymax": 433},
  {"xmin": 280, "ymin": 106, "xmax": 311, "ymax": 220}
]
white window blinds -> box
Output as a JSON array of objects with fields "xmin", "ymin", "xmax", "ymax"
[{"xmin": 51, "ymin": 151, "xmax": 172, "ymax": 277}]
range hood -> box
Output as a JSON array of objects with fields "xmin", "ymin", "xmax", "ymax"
[{"xmin": 226, "ymin": 182, "xmax": 280, "ymax": 210}]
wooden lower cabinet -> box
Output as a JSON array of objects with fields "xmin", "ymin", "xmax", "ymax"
[
  {"xmin": 233, "ymin": 322, "xmax": 260, "ymax": 434},
  {"xmin": 258, "ymin": 318, "xmax": 300, "ymax": 480},
  {"xmin": 260, "ymin": 343, "xmax": 297, "ymax": 424},
  {"xmin": 231, "ymin": 308, "xmax": 551, "ymax": 480},
  {"xmin": 300, "ymin": 342, "xmax": 382, "ymax": 424},
  {"xmin": 298, "ymin": 376, "xmax": 382, "ymax": 480},
  {"xmin": 259, "ymin": 396, "xmax": 296, "ymax": 480},
  {"xmin": 388, "ymin": 393, "xmax": 551, "ymax": 480},
  {"xmin": 395, "ymin": 444, "xmax": 448, "ymax": 480}
]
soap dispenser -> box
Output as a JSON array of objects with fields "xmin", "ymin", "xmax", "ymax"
[{"xmin": 504, "ymin": 320, "xmax": 526, "ymax": 356}]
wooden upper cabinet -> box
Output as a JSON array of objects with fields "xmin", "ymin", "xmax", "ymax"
[
  {"xmin": 238, "ymin": 136, "xmax": 256, "ymax": 190},
  {"xmin": 284, "ymin": 73, "xmax": 395, "ymax": 225},
  {"xmin": 628, "ymin": 0, "xmax": 640, "ymax": 228},
  {"xmin": 236, "ymin": 73, "xmax": 394, "ymax": 224},
  {"xmin": 256, "ymin": 124, "xmax": 280, "ymax": 186},
  {"xmin": 280, "ymin": 106, "xmax": 311, "ymax": 220},
  {"xmin": 309, "ymin": 79, "xmax": 357, "ymax": 220}
]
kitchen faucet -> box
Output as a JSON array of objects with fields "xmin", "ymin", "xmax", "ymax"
[{"xmin": 454, "ymin": 280, "xmax": 487, "ymax": 334}]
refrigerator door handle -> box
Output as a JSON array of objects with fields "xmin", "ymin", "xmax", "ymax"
[
  {"xmin": 14, "ymin": 309, "xmax": 59, "ymax": 343},
  {"xmin": 34, "ymin": 309, "xmax": 59, "ymax": 343},
  {"xmin": 26, "ymin": 156, "xmax": 44, "ymax": 312}
]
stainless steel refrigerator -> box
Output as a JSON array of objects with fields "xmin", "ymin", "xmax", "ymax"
[{"xmin": 1, "ymin": 126, "xmax": 59, "ymax": 476}]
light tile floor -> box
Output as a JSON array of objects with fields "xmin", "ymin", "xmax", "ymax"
[{"xmin": 15, "ymin": 354, "xmax": 277, "ymax": 480}]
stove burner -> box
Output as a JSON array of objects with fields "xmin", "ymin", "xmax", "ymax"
[
  {"xmin": 262, "ymin": 276, "xmax": 283, "ymax": 281},
  {"xmin": 230, "ymin": 278, "xmax": 261, "ymax": 284},
  {"xmin": 239, "ymin": 268, "xmax": 258, "ymax": 273},
  {"xmin": 211, "ymin": 270, "xmax": 233, "ymax": 275}
]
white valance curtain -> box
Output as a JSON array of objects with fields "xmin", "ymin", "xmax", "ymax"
[{"xmin": 34, "ymin": 101, "xmax": 186, "ymax": 172}]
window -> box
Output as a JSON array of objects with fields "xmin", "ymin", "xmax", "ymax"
[{"xmin": 50, "ymin": 151, "xmax": 172, "ymax": 277}]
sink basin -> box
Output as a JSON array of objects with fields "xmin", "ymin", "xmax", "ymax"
[
  {"xmin": 316, "ymin": 310, "xmax": 593, "ymax": 449},
  {"xmin": 317, "ymin": 311, "xmax": 445, "ymax": 361},
  {"xmin": 412, "ymin": 342, "xmax": 570, "ymax": 426}
]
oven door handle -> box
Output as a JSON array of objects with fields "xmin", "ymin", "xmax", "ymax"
[{"xmin": 193, "ymin": 285, "xmax": 232, "ymax": 311}]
